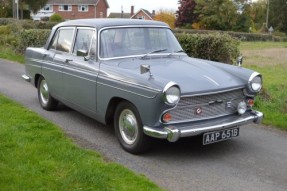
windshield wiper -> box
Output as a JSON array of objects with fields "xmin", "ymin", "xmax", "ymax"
[
  {"xmin": 141, "ymin": 49, "xmax": 167, "ymax": 59},
  {"xmin": 168, "ymin": 49, "xmax": 185, "ymax": 56}
]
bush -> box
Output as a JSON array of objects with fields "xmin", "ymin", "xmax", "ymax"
[
  {"xmin": 50, "ymin": 13, "xmax": 63, "ymax": 22},
  {"xmin": 15, "ymin": 29, "xmax": 51, "ymax": 53},
  {"xmin": 0, "ymin": 18, "xmax": 15, "ymax": 26},
  {"xmin": 174, "ymin": 29, "xmax": 287, "ymax": 42},
  {"xmin": 0, "ymin": 26, "xmax": 11, "ymax": 35},
  {"xmin": 176, "ymin": 33, "xmax": 240, "ymax": 64}
]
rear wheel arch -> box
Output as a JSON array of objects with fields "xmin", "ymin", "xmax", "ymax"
[{"xmin": 34, "ymin": 74, "xmax": 42, "ymax": 88}]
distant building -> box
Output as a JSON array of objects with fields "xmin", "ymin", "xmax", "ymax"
[
  {"xmin": 32, "ymin": 0, "xmax": 109, "ymax": 21},
  {"xmin": 108, "ymin": 6, "xmax": 155, "ymax": 20}
]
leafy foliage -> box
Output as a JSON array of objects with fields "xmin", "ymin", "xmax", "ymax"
[
  {"xmin": 49, "ymin": 13, "xmax": 63, "ymax": 22},
  {"xmin": 176, "ymin": 32, "xmax": 240, "ymax": 64},
  {"xmin": 195, "ymin": 0, "xmax": 238, "ymax": 31},
  {"xmin": 176, "ymin": 0, "xmax": 198, "ymax": 27},
  {"xmin": 16, "ymin": 29, "xmax": 51, "ymax": 53},
  {"xmin": 22, "ymin": 0, "xmax": 48, "ymax": 13},
  {"xmin": 154, "ymin": 10, "xmax": 176, "ymax": 29},
  {"xmin": 269, "ymin": 0, "xmax": 287, "ymax": 34}
]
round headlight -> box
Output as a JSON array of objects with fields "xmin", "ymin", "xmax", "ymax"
[
  {"xmin": 163, "ymin": 82, "xmax": 180, "ymax": 105},
  {"xmin": 249, "ymin": 73, "xmax": 262, "ymax": 93}
]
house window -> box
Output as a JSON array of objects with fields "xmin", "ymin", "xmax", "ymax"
[
  {"xmin": 42, "ymin": 4, "xmax": 53, "ymax": 11},
  {"xmin": 78, "ymin": 5, "xmax": 88, "ymax": 12},
  {"xmin": 100, "ymin": 12, "xmax": 103, "ymax": 18},
  {"xmin": 137, "ymin": 16, "xmax": 145, "ymax": 20},
  {"xmin": 59, "ymin": 5, "xmax": 72, "ymax": 11}
]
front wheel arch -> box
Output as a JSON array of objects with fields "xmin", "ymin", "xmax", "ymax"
[{"xmin": 114, "ymin": 100, "xmax": 152, "ymax": 154}]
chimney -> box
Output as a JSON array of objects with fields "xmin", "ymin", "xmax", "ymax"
[
  {"xmin": 152, "ymin": 10, "xmax": 155, "ymax": 16},
  {"xmin": 131, "ymin": 6, "xmax": 134, "ymax": 17}
]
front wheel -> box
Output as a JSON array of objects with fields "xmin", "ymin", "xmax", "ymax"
[
  {"xmin": 114, "ymin": 101, "xmax": 151, "ymax": 154},
  {"xmin": 37, "ymin": 76, "xmax": 58, "ymax": 111}
]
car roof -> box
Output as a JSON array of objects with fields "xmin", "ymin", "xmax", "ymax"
[{"xmin": 54, "ymin": 18, "xmax": 169, "ymax": 30}]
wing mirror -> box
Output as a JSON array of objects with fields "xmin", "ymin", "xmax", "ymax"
[
  {"xmin": 77, "ymin": 49, "xmax": 90, "ymax": 61},
  {"xmin": 140, "ymin": 64, "xmax": 153, "ymax": 80},
  {"xmin": 237, "ymin": 55, "xmax": 243, "ymax": 67}
]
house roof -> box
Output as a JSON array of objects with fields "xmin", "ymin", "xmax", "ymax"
[
  {"xmin": 130, "ymin": 9, "xmax": 153, "ymax": 20},
  {"xmin": 108, "ymin": 12, "xmax": 131, "ymax": 19},
  {"xmin": 47, "ymin": 0, "xmax": 109, "ymax": 8}
]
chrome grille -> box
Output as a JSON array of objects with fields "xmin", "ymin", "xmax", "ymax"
[{"xmin": 167, "ymin": 89, "xmax": 245, "ymax": 123}]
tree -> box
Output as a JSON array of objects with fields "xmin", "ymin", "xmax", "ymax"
[
  {"xmin": 0, "ymin": 0, "xmax": 12, "ymax": 17},
  {"xmin": 232, "ymin": 1, "xmax": 254, "ymax": 32},
  {"xmin": 154, "ymin": 9, "xmax": 176, "ymax": 29},
  {"xmin": 269, "ymin": 0, "xmax": 287, "ymax": 34},
  {"xmin": 175, "ymin": 0, "xmax": 198, "ymax": 27},
  {"xmin": 195, "ymin": 0, "xmax": 238, "ymax": 31},
  {"xmin": 20, "ymin": 0, "xmax": 48, "ymax": 14},
  {"xmin": 249, "ymin": 0, "xmax": 267, "ymax": 31}
]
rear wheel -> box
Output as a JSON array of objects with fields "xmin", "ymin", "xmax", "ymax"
[
  {"xmin": 37, "ymin": 76, "xmax": 58, "ymax": 111},
  {"xmin": 114, "ymin": 101, "xmax": 151, "ymax": 154}
]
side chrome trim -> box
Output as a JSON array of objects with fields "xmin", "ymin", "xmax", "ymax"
[
  {"xmin": 144, "ymin": 110, "xmax": 263, "ymax": 142},
  {"xmin": 22, "ymin": 74, "xmax": 31, "ymax": 82},
  {"xmin": 97, "ymin": 82, "xmax": 157, "ymax": 99}
]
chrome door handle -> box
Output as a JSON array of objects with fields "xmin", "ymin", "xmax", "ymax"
[{"xmin": 65, "ymin": 59, "xmax": 73, "ymax": 63}]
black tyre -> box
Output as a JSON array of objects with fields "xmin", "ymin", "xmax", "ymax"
[
  {"xmin": 37, "ymin": 76, "xmax": 58, "ymax": 111},
  {"xmin": 114, "ymin": 101, "xmax": 151, "ymax": 154}
]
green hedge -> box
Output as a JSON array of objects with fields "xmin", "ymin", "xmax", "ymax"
[
  {"xmin": 0, "ymin": 18, "xmax": 58, "ymax": 30},
  {"xmin": 12, "ymin": 29, "xmax": 239, "ymax": 64},
  {"xmin": 175, "ymin": 29, "xmax": 287, "ymax": 42},
  {"xmin": 15, "ymin": 29, "xmax": 51, "ymax": 53},
  {"xmin": 0, "ymin": 26, "xmax": 11, "ymax": 35},
  {"xmin": 176, "ymin": 33, "xmax": 240, "ymax": 64}
]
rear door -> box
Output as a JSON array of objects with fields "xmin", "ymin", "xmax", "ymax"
[{"xmin": 42, "ymin": 27, "xmax": 75, "ymax": 99}]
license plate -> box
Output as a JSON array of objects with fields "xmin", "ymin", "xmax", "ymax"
[{"xmin": 203, "ymin": 127, "xmax": 239, "ymax": 145}]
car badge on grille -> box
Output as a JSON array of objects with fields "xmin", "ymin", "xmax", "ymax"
[
  {"xmin": 226, "ymin": 101, "xmax": 232, "ymax": 109},
  {"xmin": 195, "ymin": 107, "xmax": 202, "ymax": 115}
]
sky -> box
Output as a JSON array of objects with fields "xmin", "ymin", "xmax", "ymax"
[{"xmin": 107, "ymin": 0, "xmax": 179, "ymax": 14}]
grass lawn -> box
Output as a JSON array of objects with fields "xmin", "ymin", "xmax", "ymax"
[
  {"xmin": 240, "ymin": 41, "xmax": 287, "ymax": 130},
  {"xmin": 0, "ymin": 45, "xmax": 24, "ymax": 63},
  {"xmin": 0, "ymin": 94, "xmax": 162, "ymax": 191}
]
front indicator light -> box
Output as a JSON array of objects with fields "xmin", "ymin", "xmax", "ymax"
[
  {"xmin": 238, "ymin": 101, "xmax": 247, "ymax": 115},
  {"xmin": 163, "ymin": 113, "xmax": 172, "ymax": 123},
  {"xmin": 248, "ymin": 99, "xmax": 254, "ymax": 107}
]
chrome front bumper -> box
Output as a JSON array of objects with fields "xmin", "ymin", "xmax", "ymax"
[
  {"xmin": 22, "ymin": 74, "xmax": 31, "ymax": 82},
  {"xmin": 143, "ymin": 110, "xmax": 263, "ymax": 142}
]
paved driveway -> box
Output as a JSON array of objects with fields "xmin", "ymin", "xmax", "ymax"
[{"xmin": 1, "ymin": 59, "xmax": 287, "ymax": 191}]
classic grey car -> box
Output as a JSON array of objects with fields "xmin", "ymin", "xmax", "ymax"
[{"xmin": 23, "ymin": 19, "xmax": 263, "ymax": 154}]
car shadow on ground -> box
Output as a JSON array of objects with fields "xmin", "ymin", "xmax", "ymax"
[{"xmin": 50, "ymin": 103, "xmax": 247, "ymax": 159}]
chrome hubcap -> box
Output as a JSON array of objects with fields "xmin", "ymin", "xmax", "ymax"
[
  {"xmin": 40, "ymin": 80, "xmax": 49, "ymax": 105},
  {"xmin": 119, "ymin": 109, "xmax": 138, "ymax": 145}
]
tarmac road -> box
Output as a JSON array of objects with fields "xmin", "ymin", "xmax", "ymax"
[{"xmin": 1, "ymin": 59, "xmax": 287, "ymax": 191}]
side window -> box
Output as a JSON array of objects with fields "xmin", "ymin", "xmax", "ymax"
[
  {"xmin": 56, "ymin": 29, "xmax": 74, "ymax": 53},
  {"xmin": 73, "ymin": 29, "xmax": 94, "ymax": 55}
]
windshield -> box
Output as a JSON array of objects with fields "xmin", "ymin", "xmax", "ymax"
[{"xmin": 100, "ymin": 27, "xmax": 183, "ymax": 59}]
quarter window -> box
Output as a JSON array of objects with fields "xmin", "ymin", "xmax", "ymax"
[
  {"xmin": 73, "ymin": 29, "xmax": 94, "ymax": 55},
  {"xmin": 59, "ymin": 5, "xmax": 72, "ymax": 11},
  {"xmin": 49, "ymin": 28, "xmax": 74, "ymax": 53},
  {"xmin": 78, "ymin": 5, "xmax": 88, "ymax": 12}
]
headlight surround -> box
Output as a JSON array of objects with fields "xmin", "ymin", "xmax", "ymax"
[
  {"xmin": 248, "ymin": 72, "xmax": 262, "ymax": 93},
  {"xmin": 163, "ymin": 82, "xmax": 180, "ymax": 105}
]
